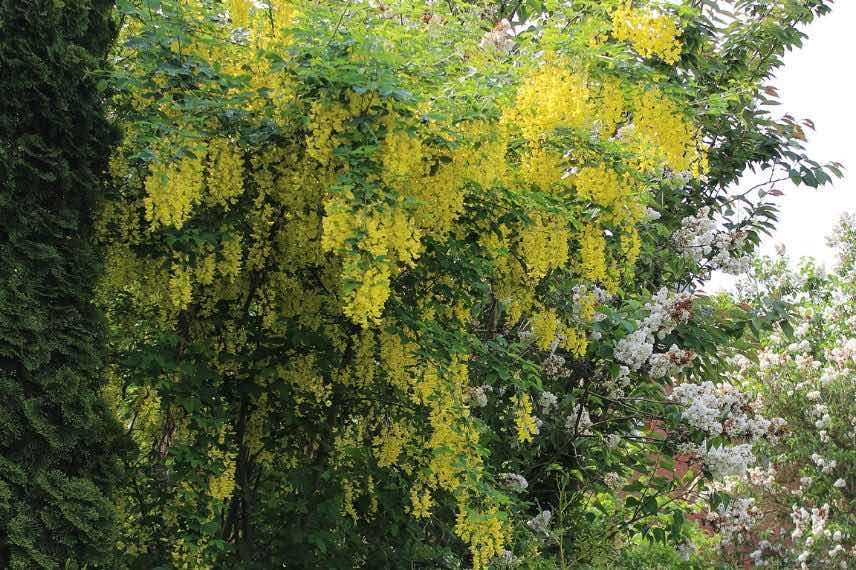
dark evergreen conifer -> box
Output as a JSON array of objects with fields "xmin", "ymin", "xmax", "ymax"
[{"xmin": 0, "ymin": 1, "xmax": 122, "ymax": 567}]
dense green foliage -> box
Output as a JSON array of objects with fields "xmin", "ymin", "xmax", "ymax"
[
  {"xmin": 0, "ymin": 1, "xmax": 124, "ymax": 567},
  {"xmin": 94, "ymin": 1, "xmax": 838, "ymax": 568},
  {"xmin": 1, "ymin": 1, "xmax": 849, "ymax": 569}
]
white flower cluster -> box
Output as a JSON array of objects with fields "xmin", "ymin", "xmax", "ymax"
[
  {"xmin": 749, "ymin": 540, "xmax": 780, "ymax": 567},
  {"xmin": 788, "ymin": 500, "xmax": 850, "ymax": 569},
  {"xmin": 565, "ymin": 405, "xmax": 593, "ymax": 435},
  {"xmin": 790, "ymin": 503, "xmax": 829, "ymax": 540},
  {"xmin": 699, "ymin": 442, "xmax": 756, "ymax": 479},
  {"xmin": 526, "ymin": 510, "xmax": 552, "ymax": 536},
  {"xmin": 671, "ymin": 381, "xmax": 782, "ymax": 440},
  {"xmin": 498, "ymin": 472, "xmax": 529, "ymax": 493},
  {"xmin": 645, "ymin": 207, "xmax": 662, "ymax": 222},
  {"xmin": 465, "ymin": 385, "xmax": 492, "ymax": 408},
  {"xmin": 676, "ymin": 541, "xmax": 696, "ymax": 561},
  {"xmin": 829, "ymin": 337, "xmax": 856, "ymax": 365},
  {"xmin": 747, "ymin": 465, "xmax": 776, "ymax": 487},
  {"xmin": 645, "ymin": 288, "xmax": 692, "ymax": 333},
  {"xmin": 541, "ymin": 353, "xmax": 570, "ymax": 379},
  {"xmin": 614, "ymin": 329, "xmax": 653, "ymax": 371},
  {"xmin": 492, "ymin": 549, "xmax": 521, "ymax": 569},
  {"xmin": 606, "ymin": 433, "xmax": 622, "ymax": 449},
  {"xmin": 648, "ymin": 344, "xmax": 694, "ymax": 379},
  {"xmin": 758, "ymin": 347, "xmax": 787, "ymax": 372},
  {"xmin": 809, "ymin": 402, "xmax": 832, "ymax": 430},
  {"xmin": 827, "ymin": 212, "xmax": 856, "ymax": 268},
  {"xmin": 614, "ymin": 288, "xmax": 694, "ymax": 377},
  {"xmin": 713, "ymin": 496, "xmax": 759, "ymax": 547},
  {"xmin": 820, "ymin": 366, "xmax": 848, "ymax": 386},
  {"xmin": 539, "ymin": 391, "xmax": 558, "ymax": 414},
  {"xmin": 479, "ymin": 19, "xmax": 514, "ymax": 52},
  {"xmin": 810, "ymin": 453, "xmax": 837, "ymax": 475},
  {"xmin": 603, "ymin": 472, "xmax": 623, "ymax": 489},
  {"xmin": 674, "ymin": 206, "xmax": 751, "ymax": 274},
  {"xmin": 602, "ymin": 365, "xmax": 632, "ymax": 399}
]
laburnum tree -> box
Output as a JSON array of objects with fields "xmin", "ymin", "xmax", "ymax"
[
  {"xmin": 96, "ymin": 0, "xmax": 839, "ymax": 568},
  {"xmin": 0, "ymin": 0, "xmax": 124, "ymax": 568}
]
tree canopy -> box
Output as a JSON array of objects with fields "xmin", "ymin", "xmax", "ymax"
[{"xmin": 1, "ymin": 0, "xmax": 849, "ymax": 569}]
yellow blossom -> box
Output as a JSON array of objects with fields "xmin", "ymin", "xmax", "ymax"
[
  {"xmin": 206, "ymin": 138, "xmax": 244, "ymax": 208},
  {"xmin": 454, "ymin": 505, "xmax": 507, "ymax": 570},
  {"xmin": 612, "ymin": 4, "xmax": 682, "ymax": 64},
  {"xmin": 512, "ymin": 393, "xmax": 538, "ymax": 443},
  {"xmin": 531, "ymin": 310, "xmax": 560, "ymax": 350},
  {"xmin": 373, "ymin": 420, "xmax": 413, "ymax": 468},
  {"xmin": 144, "ymin": 153, "xmax": 205, "ymax": 229},
  {"xmin": 577, "ymin": 223, "xmax": 608, "ymax": 284},
  {"xmin": 519, "ymin": 215, "xmax": 570, "ymax": 280},
  {"xmin": 342, "ymin": 479, "xmax": 359, "ymax": 522},
  {"xmin": 410, "ymin": 486, "xmax": 433, "ymax": 519}
]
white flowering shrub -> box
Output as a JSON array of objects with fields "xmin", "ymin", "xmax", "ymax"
[{"xmin": 709, "ymin": 214, "xmax": 856, "ymax": 568}]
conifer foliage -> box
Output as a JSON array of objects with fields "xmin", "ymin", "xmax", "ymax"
[{"xmin": 0, "ymin": 1, "xmax": 122, "ymax": 567}]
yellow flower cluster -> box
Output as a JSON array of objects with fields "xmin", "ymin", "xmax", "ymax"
[
  {"xmin": 341, "ymin": 479, "xmax": 359, "ymax": 522},
  {"xmin": 342, "ymin": 263, "xmax": 392, "ymax": 328},
  {"xmin": 320, "ymin": 193, "xmax": 358, "ymax": 253},
  {"xmin": 169, "ymin": 261, "xmax": 194, "ymax": 311},
  {"xmin": 619, "ymin": 224, "xmax": 643, "ymax": 275},
  {"xmin": 339, "ymin": 476, "xmax": 379, "ymax": 522},
  {"xmin": 612, "ymin": 4, "xmax": 682, "ymax": 64},
  {"xmin": 577, "ymin": 223, "xmax": 609, "ymax": 284},
  {"xmin": 519, "ymin": 215, "xmax": 570, "ymax": 280},
  {"xmin": 512, "ymin": 393, "xmax": 539, "ymax": 443},
  {"xmin": 425, "ymin": 364, "xmax": 481, "ymax": 491},
  {"xmin": 408, "ymin": 357, "xmax": 502, "ymax": 559},
  {"xmin": 206, "ymin": 138, "xmax": 244, "ymax": 208},
  {"xmin": 144, "ymin": 154, "xmax": 204, "ymax": 229},
  {"xmin": 245, "ymin": 393, "xmax": 272, "ymax": 466},
  {"xmin": 278, "ymin": 355, "xmax": 332, "ymax": 409},
  {"xmin": 518, "ymin": 147, "xmax": 565, "ymax": 191},
  {"xmin": 594, "ymin": 77, "xmax": 625, "ymax": 137},
  {"xmin": 454, "ymin": 505, "xmax": 507, "ymax": 570},
  {"xmin": 396, "ymin": 121, "xmax": 502, "ymax": 242},
  {"xmin": 208, "ymin": 439, "xmax": 237, "ymax": 502},
  {"xmin": 220, "ymin": 233, "xmax": 243, "ymax": 281},
  {"xmin": 561, "ymin": 327, "xmax": 589, "ymax": 357},
  {"xmin": 373, "ymin": 420, "xmax": 413, "ymax": 468},
  {"xmin": 412, "ymin": 362, "xmax": 441, "ymax": 406},
  {"xmin": 322, "ymin": 192, "xmax": 422, "ymax": 327},
  {"xmin": 349, "ymin": 329, "xmax": 377, "ymax": 388},
  {"xmin": 382, "ymin": 129, "xmax": 427, "ymax": 188},
  {"xmin": 305, "ymin": 101, "xmax": 351, "ymax": 166},
  {"xmin": 379, "ymin": 329, "xmax": 416, "ymax": 392},
  {"xmin": 532, "ymin": 309, "xmax": 560, "ymax": 350},
  {"xmin": 226, "ymin": 0, "xmax": 251, "ymax": 29},
  {"xmin": 573, "ymin": 165, "xmax": 632, "ymax": 209},
  {"xmin": 410, "ymin": 486, "xmax": 433, "ymax": 519},
  {"xmin": 632, "ymin": 88, "xmax": 705, "ymax": 174},
  {"xmin": 575, "ymin": 289, "xmax": 598, "ymax": 322},
  {"xmin": 506, "ymin": 62, "xmax": 590, "ymax": 142}
]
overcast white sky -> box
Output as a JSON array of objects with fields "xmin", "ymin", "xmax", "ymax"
[{"xmin": 704, "ymin": 0, "xmax": 856, "ymax": 291}]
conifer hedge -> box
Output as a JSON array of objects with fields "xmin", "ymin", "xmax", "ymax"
[{"xmin": 0, "ymin": 1, "xmax": 122, "ymax": 567}]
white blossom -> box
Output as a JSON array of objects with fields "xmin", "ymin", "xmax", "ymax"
[
  {"xmin": 565, "ymin": 405, "xmax": 593, "ymax": 435},
  {"xmin": 498, "ymin": 472, "xmax": 528, "ymax": 492},
  {"xmin": 526, "ymin": 510, "xmax": 551, "ymax": 536}
]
